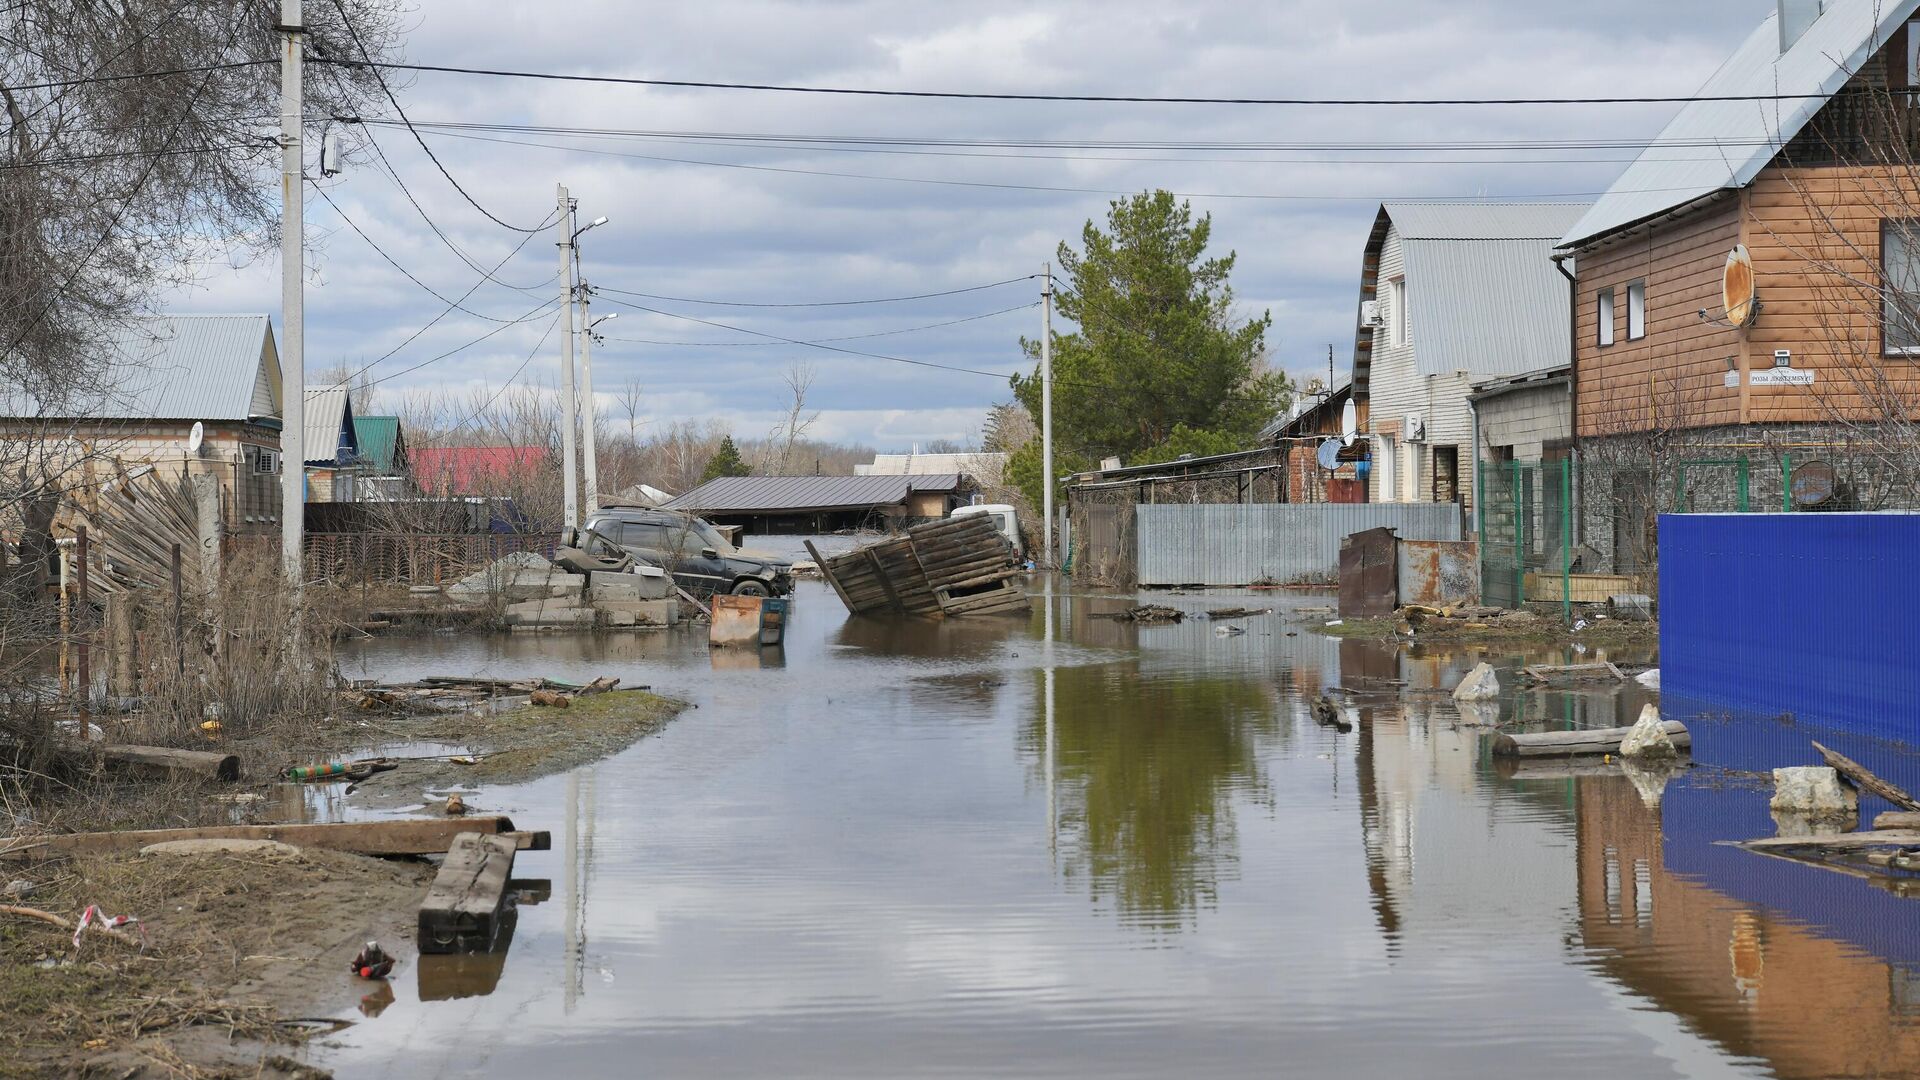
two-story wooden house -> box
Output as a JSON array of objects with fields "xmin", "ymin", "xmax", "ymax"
[
  {"xmin": 1351, "ymin": 202, "xmax": 1588, "ymax": 512},
  {"xmin": 1561, "ymin": 0, "xmax": 1920, "ymax": 571}
]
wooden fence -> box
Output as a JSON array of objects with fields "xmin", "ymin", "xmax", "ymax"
[{"xmin": 300, "ymin": 532, "xmax": 554, "ymax": 585}]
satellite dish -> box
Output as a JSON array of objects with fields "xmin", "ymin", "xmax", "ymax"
[
  {"xmin": 1724, "ymin": 244, "xmax": 1758, "ymax": 327},
  {"xmin": 1340, "ymin": 399, "xmax": 1358, "ymax": 446},
  {"xmin": 185, "ymin": 421, "xmax": 205, "ymax": 456},
  {"xmin": 1316, "ymin": 438, "xmax": 1344, "ymax": 471}
]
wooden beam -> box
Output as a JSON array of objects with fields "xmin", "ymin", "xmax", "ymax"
[
  {"xmin": 0, "ymin": 816, "xmax": 546, "ymax": 860},
  {"xmin": 1740, "ymin": 830, "xmax": 1920, "ymax": 852},
  {"xmin": 418, "ymin": 832, "xmax": 517, "ymax": 954},
  {"xmin": 864, "ymin": 546, "xmax": 906, "ymax": 613},
  {"xmin": 1491, "ymin": 721, "xmax": 1690, "ymax": 758},
  {"xmin": 1812, "ymin": 740, "xmax": 1920, "ymax": 812},
  {"xmin": 1873, "ymin": 811, "xmax": 1920, "ymax": 831},
  {"xmin": 90, "ymin": 745, "xmax": 240, "ymax": 781},
  {"xmin": 805, "ymin": 539, "xmax": 856, "ymax": 613}
]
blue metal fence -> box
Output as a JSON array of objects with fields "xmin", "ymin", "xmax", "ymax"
[{"xmin": 1660, "ymin": 512, "xmax": 1920, "ymax": 744}]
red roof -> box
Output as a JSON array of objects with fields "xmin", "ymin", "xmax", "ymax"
[{"xmin": 409, "ymin": 446, "xmax": 549, "ymax": 495}]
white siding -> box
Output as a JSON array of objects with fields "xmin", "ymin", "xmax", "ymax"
[{"xmin": 1364, "ymin": 226, "xmax": 1478, "ymax": 509}]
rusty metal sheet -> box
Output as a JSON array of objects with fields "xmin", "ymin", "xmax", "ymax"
[
  {"xmin": 1338, "ymin": 527, "xmax": 1398, "ymax": 618},
  {"xmin": 1397, "ymin": 539, "xmax": 1481, "ymax": 607}
]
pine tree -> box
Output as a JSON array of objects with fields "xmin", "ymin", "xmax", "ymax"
[{"xmin": 700, "ymin": 435, "xmax": 752, "ymax": 482}]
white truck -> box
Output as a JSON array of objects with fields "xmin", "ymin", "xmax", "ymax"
[{"xmin": 951, "ymin": 503, "xmax": 1024, "ymax": 560}]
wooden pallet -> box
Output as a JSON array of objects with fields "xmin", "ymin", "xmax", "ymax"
[{"xmin": 811, "ymin": 515, "xmax": 1028, "ymax": 618}]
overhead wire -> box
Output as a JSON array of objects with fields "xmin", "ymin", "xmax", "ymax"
[
  {"xmin": 592, "ymin": 274, "xmax": 1036, "ymax": 308},
  {"xmin": 314, "ymin": 58, "xmax": 1880, "ymax": 107},
  {"xmin": 0, "ymin": 59, "xmax": 273, "ymax": 95},
  {"xmin": 601, "ymin": 301, "xmax": 1039, "ymax": 347},
  {"xmin": 440, "ymin": 313, "xmax": 563, "ymax": 431},
  {"xmin": 323, "ymin": 0, "xmax": 544, "ymax": 233},
  {"xmin": 311, "ymin": 183, "xmax": 559, "ymax": 324}
]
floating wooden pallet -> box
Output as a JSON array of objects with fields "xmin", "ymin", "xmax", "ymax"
[{"xmin": 809, "ymin": 515, "xmax": 1028, "ymax": 618}]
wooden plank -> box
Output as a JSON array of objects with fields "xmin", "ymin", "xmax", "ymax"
[
  {"xmin": 805, "ymin": 539, "xmax": 857, "ymax": 613},
  {"xmin": 0, "ymin": 815, "xmax": 541, "ymax": 859},
  {"xmin": 1873, "ymin": 811, "xmax": 1920, "ymax": 831},
  {"xmin": 418, "ymin": 832, "xmax": 517, "ymax": 954},
  {"xmin": 1740, "ymin": 830, "xmax": 1920, "ymax": 852},
  {"xmin": 1812, "ymin": 740, "xmax": 1920, "ymax": 811},
  {"xmin": 863, "ymin": 547, "xmax": 907, "ymax": 613},
  {"xmin": 1491, "ymin": 721, "xmax": 1691, "ymax": 758},
  {"xmin": 1521, "ymin": 663, "xmax": 1625, "ymax": 684}
]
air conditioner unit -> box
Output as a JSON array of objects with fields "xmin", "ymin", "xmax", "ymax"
[
  {"xmin": 1405, "ymin": 412, "xmax": 1426, "ymax": 442},
  {"xmin": 1360, "ymin": 300, "xmax": 1384, "ymax": 327},
  {"xmin": 253, "ymin": 449, "xmax": 280, "ymax": 475}
]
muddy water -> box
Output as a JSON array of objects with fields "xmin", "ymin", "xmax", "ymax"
[{"xmin": 323, "ymin": 577, "xmax": 1920, "ymax": 1079}]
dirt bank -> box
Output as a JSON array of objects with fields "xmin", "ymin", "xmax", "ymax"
[
  {"xmin": 1318, "ymin": 614, "xmax": 1658, "ymax": 646},
  {"xmin": 1, "ymin": 846, "xmax": 430, "ymax": 1079}
]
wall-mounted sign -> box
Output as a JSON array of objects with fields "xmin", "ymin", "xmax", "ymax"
[
  {"xmin": 1790, "ymin": 460, "xmax": 1838, "ymax": 507},
  {"xmin": 1749, "ymin": 368, "xmax": 1816, "ymax": 386}
]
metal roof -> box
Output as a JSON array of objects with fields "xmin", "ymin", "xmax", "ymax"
[
  {"xmin": 302, "ymin": 388, "xmax": 356, "ymax": 466},
  {"xmin": 1354, "ymin": 203, "xmax": 1587, "ymax": 384},
  {"xmin": 354, "ymin": 415, "xmax": 404, "ymax": 473},
  {"xmin": 1384, "ymin": 202, "xmax": 1591, "ymax": 241},
  {"xmin": 664, "ymin": 473, "xmax": 966, "ymax": 514},
  {"xmin": 1560, "ymin": 0, "xmax": 1920, "ymax": 249},
  {"xmin": 0, "ymin": 314, "xmax": 280, "ymax": 422}
]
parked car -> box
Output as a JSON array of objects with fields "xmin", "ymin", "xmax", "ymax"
[{"xmin": 583, "ymin": 507, "xmax": 793, "ymax": 597}]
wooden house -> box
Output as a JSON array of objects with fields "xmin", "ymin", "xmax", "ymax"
[{"xmin": 1560, "ymin": 0, "xmax": 1920, "ymax": 568}]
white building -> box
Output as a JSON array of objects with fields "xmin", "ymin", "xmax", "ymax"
[{"xmin": 1352, "ymin": 203, "xmax": 1588, "ymax": 509}]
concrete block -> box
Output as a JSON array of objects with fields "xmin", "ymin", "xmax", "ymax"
[
  {"xmin": 1771, "ymin": 766, "xmax": 1859, "ymax": 817},
  {"xmin": 591, "ymin": 598, "xmax": 677, "ymax": 626},
  {"xmin": 1452, "ymin": 662, "xmax": 1500, "ymax": 702},
  {"xmin": 589, "ymin": 570, "xmax": 671, "ymax": 601},
  {"xmin": 504, "ymin": 599, "xmax": 594, "ymax": 626},
  {"xmin": 1619, "ymin": 704, "xmax": 1677, "ymax": 760}
]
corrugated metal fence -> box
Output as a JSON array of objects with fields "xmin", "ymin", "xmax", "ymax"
[
  {"xmin": 1661, "ymin": 512, "xmax": 1920, "ymax": 749},
  {"xmin": 1135, "ymin": 504, "xmax": 1464, "ymax": 586}
]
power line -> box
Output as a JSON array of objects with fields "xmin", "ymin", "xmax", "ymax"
[
  {"xmin": 365, "ymin": 295, "xmax": 560, "ymax": 388},
  {"xmin": 323, "ymin": 0, "xmax": 544, "ymax": 234},
  {"xmin": 0, "ymin": 59, "xmax": 273, "ymax": 95},
  {"xmin": 593, "ymin": 275, "xmax": 1036, "ymax": 309},
  {"xmin": 442, "ymin": 313, "xmax": 563, "ymax": 431},
  {"xmin": 0, "ymin": 142, "xmax": 262, "ymax": 171},
  {"xmin": 315, "ymin": 58, "xmax": 1878, "ymax": 107},
  {"xmin": 311, "ymin": 184, "xmax": 560, "ymax": 325},
  {"xmin": 602, "ymin": 301, "xmax": 1038, "ymax": 346},
  {"xmin": 411, "ymin": 126, "xmax": 1690, "ymax": 203}
]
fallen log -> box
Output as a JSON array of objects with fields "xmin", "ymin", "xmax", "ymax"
[
  {"xmin": 1811, "ymin": 741, "xmax": 1920, "ymax": 812},
  {"xmin": 0, "ymin": 816, "xmax": 550, "ymax": 860},
  {"xmin": 1522, "ymin": 662, "xmax": 1625, "ymax": 684},
  {"xmin": 80, "ymin": 745, "xmax": 240, "ymax": 782},
  {"xmin": 1491, "ymin": 720, "xmax": 1690, "ymax": 758},
  {"xmin": 418, "ymin": 832, "xmax": 517, "ymax": 954},
  {"xmin": 1874, "ymin": 811, "xmax": 1920, "ymax": 831},
  {"xmin": 529, "ymin": 689, "xmax": 571, "ymax": 708}
]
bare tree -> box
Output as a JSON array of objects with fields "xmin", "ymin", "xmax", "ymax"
[{"xmin": 759, "ymin": 362, "xmax": 820, "ymax": 474}]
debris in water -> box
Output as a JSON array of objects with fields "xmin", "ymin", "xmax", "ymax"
[
  {"xmin": 1452, "ymin": 662, "xmax": 1501, "ymax": 702},
  {"xmin": 1206, "ymin": 606, "xmax": 1272, "ymax": 620},
  {"xmin": 1214, "ymin": 624, "xmax": 1246, "ymax": 637},
  {"xmin": 352, "ymin": 941, "xmax": 395, "ymax": 980},
  {"xmin": 1120, "ymin": 605, "xmax": 1184, "ymax": 624}
]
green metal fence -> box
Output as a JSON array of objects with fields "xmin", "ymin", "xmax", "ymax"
[{"xmin": 1477, "ymin": 455, "xmax": 1765, "ymax": 617}]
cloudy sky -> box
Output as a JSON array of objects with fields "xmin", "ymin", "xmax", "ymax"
[{"xmin": 163, "ymin": 0, "xmax": 1773, "ymax": 452}]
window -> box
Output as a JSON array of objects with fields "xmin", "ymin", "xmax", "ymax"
[
  {"xmin": 1376, "ymin": 435, "xmax": 1397, "ymax": 502},
  {"xmin": 1597, "ymin": 287, "xmax": 1616, "ymax": 346},
  {"xmin": 1389, "ymin": 277, "xmax": 1410, "ymax": 347},
  {"xmin": 1627, "ymin": 280, "xmax": 1647, "ymax": 340},
  {"xmin": 1432, "ymin": 445, "xmax": 1459, "ymax": 503},
  {"xmin": 621, "ymin": 521, "xmax": 666, "ymax": 549},
  {"xmin": 1883, "ymin": 220, "xmax": 1920, "ymax": 354}
]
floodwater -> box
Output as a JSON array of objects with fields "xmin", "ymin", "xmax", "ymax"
[{"xmin": 321, "ymin": 563, "xmax": 1920, "ymax": 1079}]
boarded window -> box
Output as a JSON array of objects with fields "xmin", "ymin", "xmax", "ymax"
[
  {"xmin": 1597, "ymin": 288, "xmax": 1616, "ymax": 346},
  {"xmin": 1883, "ymin": 220, "xmax": 1920, "ymax": 354},
  {"xmin": 1627, "ymin": 280, "xmax": 1647, "ymax": 340}
]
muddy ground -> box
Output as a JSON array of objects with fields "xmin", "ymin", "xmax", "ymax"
[{"xmin": 1, "ymin": 688, "xmax": 685, "ymax": 1078}]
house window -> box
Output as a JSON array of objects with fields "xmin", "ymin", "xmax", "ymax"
[
  {"xmin": 1433, "ymin": 445, "xmax": 1459, "ymax": 502},
  {"xmin": 1597, "ymin": 288, "xmax": 1616, "ymax": 346},
  {"xmin": 1883, "ymin": 220, "xmax": 1920, "ymax": 354},
  {"xmin": 1627, "ymin": 280, "xmax": 1647, "ymax": 340},
  {"xmin": 1377, "ymin": 434, "xmax": 1397, "ymax": 502},
  {"xmin": 1389, "ymin": 277, "xmax": 1410, "ymax": 347}
]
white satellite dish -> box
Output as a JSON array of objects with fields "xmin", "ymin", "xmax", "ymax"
[
  {"xmin": 185, "ymin": 421, "xmax": 205, "ymax": 456},
  {"xmin": 1339, "ymin": 399, "xmax": 1358, "ymax": 447}
]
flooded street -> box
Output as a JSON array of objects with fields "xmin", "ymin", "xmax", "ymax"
[{"xmin": 323, "ymin": 573, "xmax": 1920, "ymax": 1079}]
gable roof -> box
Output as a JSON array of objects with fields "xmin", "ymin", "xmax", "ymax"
[
  {"xmin": 0, "ymin": 315, "xmax": 281, "ymax": 423},
  {"xmin": 409, "ymin": 446, "xmax": 549, "ymax": 494},
  {"xmin": 302, "ymin": 388, "xmax": 357, "ymax": 467},
  {"xmin": 354, "ymin": 416, "xmax": 405, "ymax": 473},
  {"xmin": 1560, "ymin": 0, "xmax": 1920, "ymax": 249},
  {"xmin": 1354, "ymin": 203, "xmax": 1588, "ymax": 388},
  {"xmin": 664, "ymin": 474, "xmax": 966, "ymax": 515}
]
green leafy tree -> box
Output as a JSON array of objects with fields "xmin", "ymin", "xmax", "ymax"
[
  {"xmin": 700, "ymin": 435, "xmax": 752, "ymax": 482},
  {"xmin": 1008, "ymin": 191, "xmax": 1291, "ymax": 509}
]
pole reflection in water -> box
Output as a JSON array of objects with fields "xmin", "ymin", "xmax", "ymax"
[{"xmin": 1044, "ymin": 574, "xmax": 1056, "ymax": 860}]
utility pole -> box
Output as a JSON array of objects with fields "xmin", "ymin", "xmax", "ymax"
[
  {"xmin": 556, "ymin": 184, "xmax": 579, "ymax": 531},
  {"xmin": 1040, "ymin": 263, "xmax": 1055, "ymax": 569},
  {"xmin": 578, "ymin": 288, "xmax": 604, "ymax": 515},
  {"xmin": 278, "ymin": 1, "xmax": 305, "ymax": 585}
]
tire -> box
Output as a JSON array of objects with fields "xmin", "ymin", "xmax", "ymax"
[{"xmin": 731, "ymin": 578, "xmax": 771, "ymax": 596}]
